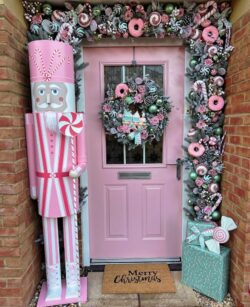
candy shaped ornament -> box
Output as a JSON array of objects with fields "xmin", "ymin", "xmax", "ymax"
[
  {"xmin": 205, "ymin": 216, "xmax": 237, "ymax": 254},
  {"xmin": 25, "ymin": 40, "xmax": 87, "ymax": 304}
]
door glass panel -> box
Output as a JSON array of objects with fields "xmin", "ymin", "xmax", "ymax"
[
  {"xmin": 126, "ymin": 66, "xmax": 143, "ymax": 80},
  {"xmin": 104, "ymin": 65, "xmax": 164, "ymax": 165},
  {"xmin": 106, "ymin": 135, "xmax": 124, "ymax": 164},
  {"xmin": 146, "ymin": 137, "xmax": 163, "ymax": 164}
]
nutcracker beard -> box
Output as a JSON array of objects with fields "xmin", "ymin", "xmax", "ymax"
[{"xmin": 45, "ymin": 111, "xmax": 58, "ymax": 133}]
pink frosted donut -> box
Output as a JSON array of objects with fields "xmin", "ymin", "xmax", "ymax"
[
  {"xmin": 202, "ymin": 26, "xmax": 219, "ymax": 43},
  {"xmin": 149, "ymin": 12, "xmax": 161, "ymax": 27},
  {"xmin": 128, "ymin": 18, "xmax": 144, "ymax": 38},
  {"xmin": 115, "ymin": 83, "xmax": 129, "ymax": 98},
  {"xmin": 188, "ymin": 143, "xmax": 205, "ymax": 158},
  {"xmin": 78, "ymin": 13, "xmax": 91, "ymax": 28},
  {"xmin": 196, "ymin": 164, "xmax": 208, "ymax": 176},
  {"xmin": 208, "ymin": 95, "xmax": 225, "ymax": 111}
]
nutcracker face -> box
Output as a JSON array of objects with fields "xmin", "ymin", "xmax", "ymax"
[{"xmin": 32, "ymin": 82, "xmax": 68, "ymax": 112}]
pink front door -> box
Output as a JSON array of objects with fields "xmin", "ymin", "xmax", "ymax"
[{"xmin": 84, "ymin": 47, "xmax": 184, "ymax": 260}]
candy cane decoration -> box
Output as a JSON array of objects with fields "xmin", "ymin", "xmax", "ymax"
[
  {"xmin": 210, "ymin": 193, "xmax": 222, "ymax": 215},
  {"xmin": 193, "ymin": 1, "xmax": 217, "ymax": 29},
  {"xmin": 193, "ymin": 80, "xmax": 208, "ymax": 102},
  {"xmin": 70, "ymin": 137, "xmax": 81, "ymax": 298},
  {"xmin": 56, "ymin": 22, "xmax": 73, "ymax": 41}
]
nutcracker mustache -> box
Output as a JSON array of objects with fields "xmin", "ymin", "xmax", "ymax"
[
  {"xmin": 45, "ymin": 112, "xmax": 58, "ymax": 133},
  {"xmin": 38, "ymin": 102, "xmax": 64, "ymax": 109}
]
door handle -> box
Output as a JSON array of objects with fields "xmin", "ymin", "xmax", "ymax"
[{"xmin": 176, "ymin": 158, "xmax": 183, "ymax": 181}]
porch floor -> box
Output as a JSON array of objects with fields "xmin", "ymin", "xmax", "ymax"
[{"xmin": 82, "ymin": 271, "xmax": 199, "ymax": 307}]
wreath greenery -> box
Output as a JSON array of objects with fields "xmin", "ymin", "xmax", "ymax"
[{"xmin": 100, "ymin": 77, "xmax": 172, "ymax": 150}]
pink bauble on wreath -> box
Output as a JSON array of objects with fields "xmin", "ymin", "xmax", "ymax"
[
  {"xmin": 202, "ymin": 26, "xmax": 219, "ymax": 43},
  {"xmin": 115, "ymin": 83, "xmax": 129, "ymax": 98},
  {"xmin": 128, "ymin": 18, "xmax": 144, "ymax": 37},
  {"xmin": 208, "ymin": 95, "xmax": 225, "ymax": 111},
  {"xmin": 188, "ymin": 142, "xmax": 205, "ymax": 157}
]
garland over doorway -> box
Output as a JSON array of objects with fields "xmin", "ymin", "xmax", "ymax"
[{"xmin": 22, "ymin": 1, "xmax": 233, "ymax": 222}]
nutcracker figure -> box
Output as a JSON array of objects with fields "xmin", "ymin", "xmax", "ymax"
[{"xmin": 25, "ymin": 40, "xmax": 87, "ymax": 304}]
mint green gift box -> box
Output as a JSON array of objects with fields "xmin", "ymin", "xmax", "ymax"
[
  {"xmin": 181, "ymin": 242, "xmax": 230, "ymax": 302},
  {"xmin": 186, "ymin": 220, "xmax": 215, "ymax": 247}
]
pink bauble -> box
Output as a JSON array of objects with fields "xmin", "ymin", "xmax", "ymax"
[
  {"xmin": 208, "ymin": 95, "xmax": 225, "ymax": 111},
  {"xmin": 115, "ymin": 83, "xmax": 129, "ymax": 98},
  {"xmin": 213, "ymin": 227, "xmax": 229, "ymax": 243},
  {"xmin": 188, "ymin": 143, "xmax": 205, "ymax": 158},
  {"xmin": 128, "ymin": 18, "xmax": 144, "ymax": 37},
  {"xmin": 202, "ymin": 26, "xmax": 219, "ymax": 44}
]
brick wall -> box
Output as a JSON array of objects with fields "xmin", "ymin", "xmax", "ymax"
[
  {"xmin": 0, "ymin": 4, "xmax": 42, "ymax": 307},
  {"xmin": 222, "ymin": 9, "xmax": 250, "ymax": 307}
]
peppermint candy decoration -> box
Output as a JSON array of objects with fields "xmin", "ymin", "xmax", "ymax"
[
  {"xmin": 59, "ymin": 112, "xmax": 84, "ymax": 137},
  {"xmin": 213, "ymin": 226, "xmax": 229, "ymax": 243}
]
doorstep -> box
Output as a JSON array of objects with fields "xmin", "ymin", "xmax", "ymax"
[{"xmin": 81, "ymin": 271, "xmax": 199, "ymax": 307}]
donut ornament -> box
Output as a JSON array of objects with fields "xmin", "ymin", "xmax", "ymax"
[
  {"xmin": 115, "ymin": 83, "xmax": 129, "ymax": 98},
  {"xmin": 128, "ymin": 18, "xmax": 144, "ymax": 38},
  {"xmin": 196, "ymin": 164, "xmax": 208, "ymax": 176},
  {"xmin": 78, "ymin": 13, "xmax": 91, "ymax": 28},
  {"xmin": 59, "ymin": 113, "xmax": 84, "ymax": 137},
  {"xmin": 208, "ymin": 95, "xmax": 225, "ymax": 111},
  {"xmin": 202, "ymin": 26, "xmax": 219, "ymax": 44},
  {"xmin": 188, "ymin": 143, "xmax": 205, "ymax": 158},
  {"xmin": 149, "ymin": 12, "xmax": 161, "ymax": 27}
]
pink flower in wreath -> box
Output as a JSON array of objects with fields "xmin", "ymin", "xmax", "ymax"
[
  {"xmin": 157, "ymin": 113, "xmax": 164, "ymax": 121},
  {"xmin": 204, "ymin": 58, "xmax": 213, "ymax": 67},
  {"xmin": 149, "ymin": 116, "xmax": 160, "ymax": 126},
  {"xmin": 134, "ymin": 94, "xmax": 143, "ymax": 103},
  {"xmin": 195, "ymin": 177, "xmax": 204, "ymax": 187},
  {"xmin": 32, "ymin": 14, "xmax": 43, "ymax": 25},
  {"xmin": 141, "ymin": 130, "xmax": 149, "ymax": 140},
  {"xmin": 103, "ymin": 104, "xmax": 112, "ymax": 112},
  {"xmin": 161, "ymin": 14, "xmax": 169, "ymax": 24},
  {"xmin": 197, "ymin": 105, "xmax": 207, "ymax": 114},
  {"xmin": 196, "ymin": 120, "xmax": 207, "ymax": 129},
  {"xmin": 193, "ymin": 159, "xmax": 199, "ymax": 165},
  {"xmin": 137, "ymin": 85, "xmax": 146, "ymax": 94},
  {"xmin": 117, "ymin": 125, "xmax": 130, "ymax": 133},
  {"xmin": 208, "ymin": 169, "xmax": 217, "ymax": 176}
]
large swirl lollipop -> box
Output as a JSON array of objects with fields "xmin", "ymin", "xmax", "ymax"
[{"xmin": 59, "ymin": 112, "xmax": 84, "ymax": 137}]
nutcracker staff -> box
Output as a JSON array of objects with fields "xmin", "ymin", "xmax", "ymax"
[{"xmin": 25, "ymin": 40, "xmax": 87, "ymax": 303}]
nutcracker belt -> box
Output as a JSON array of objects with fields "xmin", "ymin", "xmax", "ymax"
[{"xmin": 36, "ymin": 171, "xmax": 69, "ymax": 179}]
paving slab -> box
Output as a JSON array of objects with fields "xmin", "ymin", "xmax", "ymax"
[{"xmin": 81, "ymin": 271, "xmax": 199, "ymax": 307}]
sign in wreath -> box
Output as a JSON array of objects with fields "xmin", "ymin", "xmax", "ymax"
[{"xmin": 100, "ymin": 77, "xmax": 172, "ymax": 150}]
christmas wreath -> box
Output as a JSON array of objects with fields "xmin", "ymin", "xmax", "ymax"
[{"xmin": 100, "ymin": 77, "xmax": 172, "ymax": 150}]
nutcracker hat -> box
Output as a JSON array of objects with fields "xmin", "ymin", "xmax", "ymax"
[{"xmin": 28, "ymin": 40, "xmax": 74, "ymax": 84}]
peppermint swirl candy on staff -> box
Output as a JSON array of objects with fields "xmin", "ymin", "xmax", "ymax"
[{"xmin": 59, "ymin": 113, "xmax": 84, "ymax": 137}]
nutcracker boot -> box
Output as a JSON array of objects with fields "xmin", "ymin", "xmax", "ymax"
[
  {"xmin": 43, "ymin": 217, "xmax": 62, "ymax": 300},
  {"xmin": 63, "ymin": 215, "xmax": 81, "ymax": 299}
]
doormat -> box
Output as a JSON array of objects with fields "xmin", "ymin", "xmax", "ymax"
[{"xmin": 102, "ymin": 263, "xmax": 176, "ymax": 294}]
